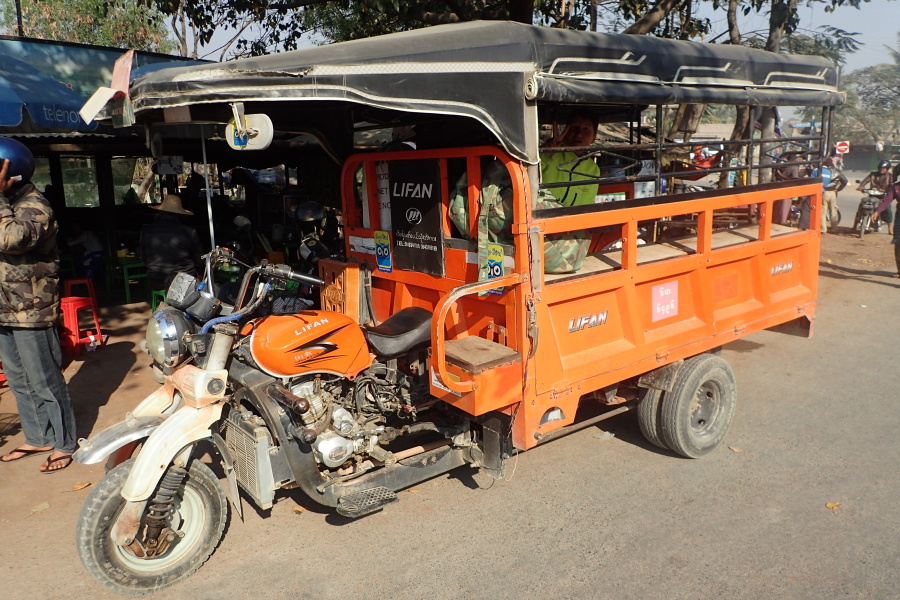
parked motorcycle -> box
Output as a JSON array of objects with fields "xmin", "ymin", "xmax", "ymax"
[
  {"xmin": 74, "ymin": 247, "xmax": 483, "ymax": 594},
  {"xmin": 854, "ymin": 188, "xmax": 886, "ymax": 239}
]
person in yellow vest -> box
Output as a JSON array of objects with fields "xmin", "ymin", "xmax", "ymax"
[{"xmin": 541, "ymin": 109, "xmax": 601, "ymax": 207}]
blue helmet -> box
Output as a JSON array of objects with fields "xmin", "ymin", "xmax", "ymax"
[{"xmin": 0, "ymin": 137, "xmax": 35, "ymax": 184}]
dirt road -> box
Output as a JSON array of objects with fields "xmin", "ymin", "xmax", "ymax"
[{"xmin": 1, "ymin": 230, "xmax": 898, "ymax": 600}]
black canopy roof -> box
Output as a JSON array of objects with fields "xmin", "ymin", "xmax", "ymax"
[{"xmin": 130, "ymin": 21, "xmax": 843, "ymax": 163}]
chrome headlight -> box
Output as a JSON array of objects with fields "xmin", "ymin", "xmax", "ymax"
[{"xmin": 146, "ymin": 308, "xmax": 193, "ymax": 368}]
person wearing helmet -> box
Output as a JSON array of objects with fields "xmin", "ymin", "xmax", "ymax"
[
  {"xmin": 0, "ymin": 137, "xmax": 77, "ymax": 473},
  {"xmin": 858, "ymin": 160, "xmax": 894, "ymax": 235}
]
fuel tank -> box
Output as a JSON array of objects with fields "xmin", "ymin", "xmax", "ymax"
[{"xmin": 248, "ymin": 311, "xmax": 372, "ymax": 378}]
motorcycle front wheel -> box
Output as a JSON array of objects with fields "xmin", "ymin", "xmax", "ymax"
[
  {"xmin": 858, "ymin": 214, "xmax": 869, "ymax": 239},
  {"xmin": 76, "ymin": 458, "xmax": 227, "ymax": 595}
]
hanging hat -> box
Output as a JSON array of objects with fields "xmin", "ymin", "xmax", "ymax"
[{"xmin": 152, "ymin": 194, "xmax": 193, "ymax": 215}]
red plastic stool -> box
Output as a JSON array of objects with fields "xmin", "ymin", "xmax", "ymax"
[
  {"xmin": 63, "ymin": 278, "xmax": 98, "ymax": 309},
  {"xmin": 59, "ymin": 296, "xmax": 104, "ymax": 356}
]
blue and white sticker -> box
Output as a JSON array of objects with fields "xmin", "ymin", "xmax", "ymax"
[
  {"xmin": 486, "ymin": 243, "xmax": 505, "ymax": 295},
  {"xmin": 374, "ymin": 230, "xmax": 392, "ymax": 273}
]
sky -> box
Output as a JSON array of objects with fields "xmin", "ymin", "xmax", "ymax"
[{"xmin": 697, "ymin": 0, "xmax": 897, "ymax": 73}]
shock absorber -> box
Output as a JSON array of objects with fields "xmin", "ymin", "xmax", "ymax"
[{"xmin": 143, "ymin": 465, "xmax": 188, "ymax": 556}]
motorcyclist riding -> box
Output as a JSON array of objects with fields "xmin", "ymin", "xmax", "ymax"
[{"xmin": 857, "ymin": 160, "xmax": 894, "ymax": 234}]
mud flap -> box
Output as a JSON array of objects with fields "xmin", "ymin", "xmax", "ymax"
[{"xmin": 767, "ymin": 314, "xmax": 813, "ymax": 338}]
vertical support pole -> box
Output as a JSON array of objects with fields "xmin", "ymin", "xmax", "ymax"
[
  {"xmin": 655, "ymin": 104, "xmax": 663, "ymax": 198},
  {"xmin": 200, "ymin": 125, "xmax": 216, "ymax": 248},
  {"xmin": 746, "ymin": 113, "xmax": 756, "ymax": 187}
]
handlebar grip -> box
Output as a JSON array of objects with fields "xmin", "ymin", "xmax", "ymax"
[
  {"xmin": 290, "ymin": 271, "xmax": 325, "ymax": 287},
  {"xmin": 265, "ymin": 263, "xmax": 325, "ymax": 287}
]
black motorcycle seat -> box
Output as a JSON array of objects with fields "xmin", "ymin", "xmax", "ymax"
[{"xmin": 363, "ymin": 306, "xmax": 433, "ymax": 359}]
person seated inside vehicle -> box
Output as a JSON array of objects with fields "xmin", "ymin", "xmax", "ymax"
[
  {"xmin": 450, "ymin": 157, "xmax": 588, "ymax": 274},
  {"xmin": 540, "ymin": 109, "xmax": 601, "ymax": 207}
]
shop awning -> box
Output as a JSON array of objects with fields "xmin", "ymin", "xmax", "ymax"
[{"xmin": 0, "ymin": 54, "xmax": 96, "ymax": 131}]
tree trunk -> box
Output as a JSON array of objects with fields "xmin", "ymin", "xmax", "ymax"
[
  {"xmin": 718, "ymin": 0, "xmax": 750, "ymax": 188},
  {"xmin": 623, "ymin": 0, "xmax": 684, "ymax": 35},
  {"xmin": 508, "ymin": 0, "xmax": 534, "ymax": 24},
  {"xmin": 758, "ymin": 0, "xmax": 798, "ymax": 184}
]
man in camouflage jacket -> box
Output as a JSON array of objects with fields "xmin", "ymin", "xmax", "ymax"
[{"xmin": 0, "ymin": 150, "xmax": 77, "ymax": 473}]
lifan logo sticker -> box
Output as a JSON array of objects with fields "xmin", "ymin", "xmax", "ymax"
[
  {"xmin": 405, "ymin": 207, "xmax": 422, "ymax": 225},
  {"xmin": 771, "ymin": 261, "xmax": 793, "ymax": 276},
  {"xmin": 569, "ymin": 310, "xmax": 608, "ymax": 332},
  {"xmin": 294, "ymin": 318, "xmax": 329, "ymax": 336}
]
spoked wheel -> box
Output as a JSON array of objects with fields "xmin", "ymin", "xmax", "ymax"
[
  {"xmin": 637, "ymin": 387, "xmax": 668, "ymax": 449},
  {"xmin": 660, "ymin": 354, "xmax": 737, "ymax": 458},
  {"xmin": 76, "ymin": 458, "xmax": 227, "ymax": 594}
]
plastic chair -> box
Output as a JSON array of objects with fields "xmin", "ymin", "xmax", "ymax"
[
  {"xmin": 59, "ymin": 296, "xmax": 104, "ymax": 356},
  {"xmin": 63, "ymin": 277, "xmax": 98, "ymax": 309},
  {"xmin": 151, "ymin": 289, "xmax": 166, "ymax": 312},
  {"xmin": 106, "ymin": 259, "xmax": 150, "ymax": 304}
]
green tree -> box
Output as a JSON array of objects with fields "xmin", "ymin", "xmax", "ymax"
[
  {"xmin": 831, "ymin": 36, "xmax": 900, "ymax": 145},
  {"xmin": 0, "ymin": 0, "xmax": 175, "ymax": 52}
]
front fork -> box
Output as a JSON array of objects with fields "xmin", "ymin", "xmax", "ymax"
[
  {"xmin": 110, "ymin": 403, "xmax": 223, "ymax": 550},
  {"xmin": 115, "ymin": 461, "xmax": 190, "ymax": 558},
  {"xmin": 109, "ymin": 326, "xmax": 235, "ymax": 553}
]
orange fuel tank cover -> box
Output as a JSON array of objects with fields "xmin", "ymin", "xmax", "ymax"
[{"xmin": 249, "ymin": 311, "xmax": 372, "ymax": 379}]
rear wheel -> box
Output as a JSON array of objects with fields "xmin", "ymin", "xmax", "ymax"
[
  {"xmin": 637, "ymin": 387, "xmax": 668, "ymax": 449},
  {"xmin": 76, "ymin": 458, "xmax": 227, "ymax": 594},
  {"xmin": 660, "ymin": 354, "xmax": 737, "ymax": 458}
]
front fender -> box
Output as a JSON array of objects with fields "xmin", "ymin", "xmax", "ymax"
[
  {"xmin": 72, "ymin": 384, "xmax": 180, "ymax": 466},
  {"xmin": 121, "ymin": 403, "xmax": 224, "ymax": 502},
  {"xmin": 73, "ymin": 415, "xmax": 167, "ymax": 465}
]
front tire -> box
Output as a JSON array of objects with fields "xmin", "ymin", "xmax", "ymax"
[
  {"xmin": 660, "ymin": 354, "xmax": 737, "ymax": 458},
  {"xmin": 858, "ymin": 214, "xmax": 869, "ymax": 238},
  {"xmin": 76, "ymin": 458, "xmax": 227, "ymax": 595}
]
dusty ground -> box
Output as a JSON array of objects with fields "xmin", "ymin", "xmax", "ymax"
[{"xmin": 1, "ymin": 227, "xmax": 898, "ymax": 600}]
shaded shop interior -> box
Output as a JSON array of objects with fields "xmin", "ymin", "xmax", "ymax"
[{"xmin": 1, "ymin": 36, "xmax": 343, "ymax": 303}]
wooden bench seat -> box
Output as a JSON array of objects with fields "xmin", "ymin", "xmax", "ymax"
[{"xmin": 546, "ymin": 223, "xmax": 796, "ymax": 282}]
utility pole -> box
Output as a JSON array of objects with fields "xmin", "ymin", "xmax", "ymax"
[{"xmin": 14, "ymin": 0, "xmax": 24, "ymax": 36}]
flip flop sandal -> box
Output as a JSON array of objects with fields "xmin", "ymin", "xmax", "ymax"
[
  {"xmin": 39, "ymin": 454, "xmax": 73, "ymax": 474},
  {"xmin": 1, "ymin": 447, "xmax": 53, "ymax": 463}
]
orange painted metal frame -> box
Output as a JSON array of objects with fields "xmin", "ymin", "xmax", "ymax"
[{"xmin": 339, "ymin": 147, "xmax": 822, "ymax": 452}]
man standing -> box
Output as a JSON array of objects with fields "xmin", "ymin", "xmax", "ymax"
[
  {"xmin": 817, "ymin": 155, "xmax": 848, "ymax": 233},
  {"xmin": 0, "ymin": 137, "xmax": 76, "ymax": 473}
]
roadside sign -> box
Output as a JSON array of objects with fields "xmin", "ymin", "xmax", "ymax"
[{"xmin": 834, "ymin": 141, "xmax": 850, "ymax": 154}]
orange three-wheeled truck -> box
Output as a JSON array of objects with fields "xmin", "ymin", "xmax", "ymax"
[{"xmin": 73, "ymin": 22, "xmax": 843, "ymax": 593}]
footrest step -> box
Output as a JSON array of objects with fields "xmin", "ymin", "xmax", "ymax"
[{"xmin": 336, "ymin": 486, "xmax": 398, "ymax": 518}]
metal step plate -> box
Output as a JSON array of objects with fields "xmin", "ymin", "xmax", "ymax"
[{"xmin": 336, "ymin": 486, "xmax": 398, "ymax": 518}]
